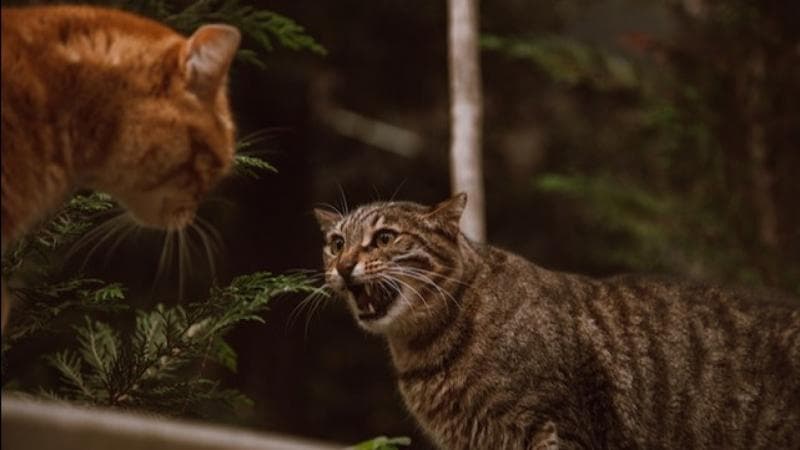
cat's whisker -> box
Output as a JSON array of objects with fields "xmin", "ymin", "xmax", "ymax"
[
  {"xmin": 394, "ymin": 269, "xmax": 471, "ymax": 313},
  {"xmin": 379, "ymin": 273, "xmax": 428, "ymax": 311},
  {"xmin": 101, "ymin": 217, "xmax": 138, "ymax": 267},
  {"xmin": 390, "ymin": 260, "xmax": 473, "ymax": 288},
  {"xmin": 389, "ymin": 179, "xmax": 407, "ymax": 202},
  {"xmin": 303, "ymin": 290, "xmax": 331, "ymax": 338},
  {"xmin": 377, "ymin": 276, "xmax": 423, "ymax": 316},
  {"xmin": 176, "ymin": 230, "xmax": 193, "ymax": 302},
  {"xmin": 74, "ymin": 214, "xmax": 131, "ymax": 271},
  {"xmin": 392, "ymin": 272, "xmax": 461, "ymax": 309},
  {"xmin": 385, "ymin": 267, "xmax": 460, "ymax": 311},
  {"xmin": 190, "ymin": 222, "xmax": 218, "ymax": 281},
  {"xmin": 287, "ymin": 285, "xmax": 330, "ymax": 337},
  {"xmin": 66, "ymin": 212, "xmax": 125, "ymax": 261},
  {"xmin": 235, "ymin": 148, "xmax": 279, "ymax": 158},
  {"xmin": 388, "ymin": 265, "xmax": 467, "ymax": 311},
  {"xmin": 395, "ymin": 274, "xmax": 438, "ymax": 308},
  {"xmin": 287, "ymin": 295, "xmax": 314, "ymax": 329},
  {"xmin": 302, "ymin": 275, "xmax": 328, "ymax": 285},
  {"xmin": 370, "ymin": 185, "xmax": 383, "ymax": 203},
  {"xmin": 376, "ymin": 276, "xmax": 419, "ymax": 318},
  {"xmin": 372, "ymin": 277, "xmax": 395, "ymax": 305},
  {"xmin": 336, "ymin": 184, "xmax": 350, "ymax": 215},
  {"xmin": 194, "ymin": 216, "xmax": 225, "ymax": 253},
  {"xmin": 236, "ymin": 127, "xmax": 288, "ymax": 151},
  {"xmin": 287, "ymin": 279, "xmax": 327, "ymax": 324},
  {"xmin": 153, "ymin": 231, "xmax": 176, "ymax": 291},
  {"xmin": 284, "ymin": 268, "xmax": 328, "ymax": 281},
  {"xmin": 72, "ymin": 206, "xmax": 125, "ymax": 237}
]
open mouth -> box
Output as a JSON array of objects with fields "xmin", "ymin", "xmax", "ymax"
[{"xmin": 348, "ymin": 283, "xmax": 399, "ymax": 321}]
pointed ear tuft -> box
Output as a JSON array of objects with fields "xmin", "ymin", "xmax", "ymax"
[
  {"xmin": 183, "ymin": 24, "xmax": 241, "ymax": 100},
  {"xmin": 425, "ymin": 193, "xmax": 467, "ymax": 235},
  {"xmin": 313, "ymin": 208, "xmax": 341, "ymax": 233}
]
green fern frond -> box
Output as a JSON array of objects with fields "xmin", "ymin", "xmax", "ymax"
[
  {"xmin": 1, "ymin": 0, "xmax": 324, "ymax": 423},
  {"xmin": 76, "ymin": 318, "xmax": 120, "ymax": 380},
  {"xmin": 161, "ymin": 0, "xmax": 326, "ymax": 60},
  {"xmin": 482, "ymin": 34, "xmax": 638, "ymax": 90},
  {"xmin": 234, "ymin": 155, "xmax": 277, "ymax": 179},
  {"xmin": 34, "ymin": 272, "xmax": 314, "ymax": 416},
  {"xmin": 47, "ymin": 350, "xmax": 95, "ymax": 401},
  {"xmin": 348, "ymin": 436, "xmax": 412, "ymax": 450}
]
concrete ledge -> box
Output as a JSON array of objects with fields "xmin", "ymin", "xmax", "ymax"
[{"xmin": 1, "ymin": 394, "xmax": 341, "ymax": 450}]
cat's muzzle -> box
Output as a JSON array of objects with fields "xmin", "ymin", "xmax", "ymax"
[{"xmin": 347, "ymin": 282, "xmax": 398, "ymax": 321}]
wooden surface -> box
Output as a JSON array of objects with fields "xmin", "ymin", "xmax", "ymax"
[{"xmin": 1, "ymin": 394, "xmax": 341, "ymax": 450}]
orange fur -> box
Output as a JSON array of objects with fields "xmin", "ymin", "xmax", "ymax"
[{"xmin": 1, "ymin": 5, "xmax": 241, "ymax": 328}]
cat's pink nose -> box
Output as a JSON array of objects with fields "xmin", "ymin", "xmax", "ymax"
[{"xmin": 336, "ymin": 261, "xmax": 356, "ymax": 283}]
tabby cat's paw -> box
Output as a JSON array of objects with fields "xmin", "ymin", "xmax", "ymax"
[{"xmin": 530, "ymin": 421, "xmax": 559, "ymax": 450}]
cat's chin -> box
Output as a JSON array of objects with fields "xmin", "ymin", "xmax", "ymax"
[
  {"xmin": 163, "ymin": 208, "xmax": 196, "ymax": 231},
  {"xmin": 124, "ymin": 204, "xmax": 196, "ymax": 231}
]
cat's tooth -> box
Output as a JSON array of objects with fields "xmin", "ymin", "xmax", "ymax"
[
  {"xmin": 368, "ymin": 303, "xmax": 376, "ymax": 314},
  {"xmin": 365, "ymin": 284, "xmax": 372, "ymax": 296}
]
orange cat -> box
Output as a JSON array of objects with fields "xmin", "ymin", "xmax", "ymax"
[{"xmin": 1, "ymin": 5, "xmax": 241, "ymax": 328}]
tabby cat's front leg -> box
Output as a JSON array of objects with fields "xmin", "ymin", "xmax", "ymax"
[{"xmin": 529, "ymin": 421, "xmax": 560, "ymax": 450}]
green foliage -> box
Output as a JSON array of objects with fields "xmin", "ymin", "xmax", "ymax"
[
  {"xmin": 235, "ymin": 155, "xmax": 277, "ymax": 179},
  {"xmin": 2, "ymin": 193, "xmax": 116, "ymax": 278},
  {"xmin": 8, "ymin": 0, "xmax": 325, "ymax": 68},
  {"xmin": 233, "ymin": 130, "xmax": 279, "ymax": 178},
  {"xmin": 482, "ymin": 34, "xmax": 639, "ymax": 90},
  {"xmin": 119, "ymin": 0, "xmax": 326, "ymax": 68},
  {"xmin": 2, "ymin": 192, "xmax": 127, "ymax": 352},
  {"xmin": 485, "ymin": 12, "xmax": 800, "ymax": 296},
  {"xmin": 2, "ymin": 186, "xmax": 316, "ymax": 420},
  {"xmin": 531, "ymin": 172, "xmax": 726, "ymax": 273},
  {"xmin": 1, "ymin": 0, "xmax": 326, "ymax": 424},
  {"xmin": 41, "ymin": 272, "xmax": 314, "ymax": 417},
  {"xmin": 2, "ymin": 278, "xmax": 127, "ymax": 353},
  {"xmin": 157, "ymin": 0, "xmax": 326, "ymax": 68},
  {"xmin": 348, "ymin": 436, "xmax": 412, "ymax": 450},
  {"xmin": 533, "ymin": 173, "xmax": 672, "ymax": 268}
]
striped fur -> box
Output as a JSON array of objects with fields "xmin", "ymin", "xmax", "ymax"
[{"xmin": 315, "ymin": 194, "xmax": 800, "ymax": 450}]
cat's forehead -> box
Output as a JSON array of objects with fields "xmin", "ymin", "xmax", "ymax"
[{"xmin": 335, "ymin": 201, "xmax": 426, "ymax": 235}]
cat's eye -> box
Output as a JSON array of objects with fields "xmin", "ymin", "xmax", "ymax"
[
  {"xmin": 329, "ymin": 235, "xmax": 345, "ymax": 254},
  {"xmin": 374, "ymin": 229, "xmax": 397, "ymax": 248}
]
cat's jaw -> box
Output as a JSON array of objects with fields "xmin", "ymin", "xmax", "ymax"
[
  {"xmin": 328, "ymin": 270, "xmax": 413, "ymax": 334},
  {"xmin": 337, "ymin": 280, "xmax": 450, "ymax": 336},
  {"xmin": 348, "ymin": 285, "xmax": 415, "ymax": 334},
  {"xmin": 112, "ymin": 193, "xmax": 198, "ymax": 231}
]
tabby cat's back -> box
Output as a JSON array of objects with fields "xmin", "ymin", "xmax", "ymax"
[{"xmin": 316, "ymin": 194, "xmax": 800, "ymax": 449}]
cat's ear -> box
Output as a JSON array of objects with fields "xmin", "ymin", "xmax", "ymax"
[
  {"xmin": 313, "ymin": 208, "xmax": 341, "ymax": 233},
  {"xmin": 183, "ymin": 24, "xmax": 241, "ymax": 100},
  {"xmin": 426, "ymin": 192, "xmax": 467, "ymax": 231}
]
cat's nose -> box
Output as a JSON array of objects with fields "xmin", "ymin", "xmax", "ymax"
[{"xmin": 336, "ymin": 261, "xmax": 357, "ymax": 284}]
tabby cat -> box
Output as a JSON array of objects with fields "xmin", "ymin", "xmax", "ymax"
[
  {"xmin": 1, "ymin": 5, "xmax": 241, "ymax": 327},
  {"xmin": 314, "ymin": 194, "xmax": 800, "ymax": 450}
]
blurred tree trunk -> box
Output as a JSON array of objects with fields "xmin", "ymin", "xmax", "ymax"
[
  {"xmin": 743, "ymin": 52, "xmax": 778, "ymax": 250},
  {"xmin": 740, "ymin": 48, "xmax": 779, "ymax": 283},
  {"xmin": 448, "ymin": 0, "xmax": 485, "ymax": 242}
]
